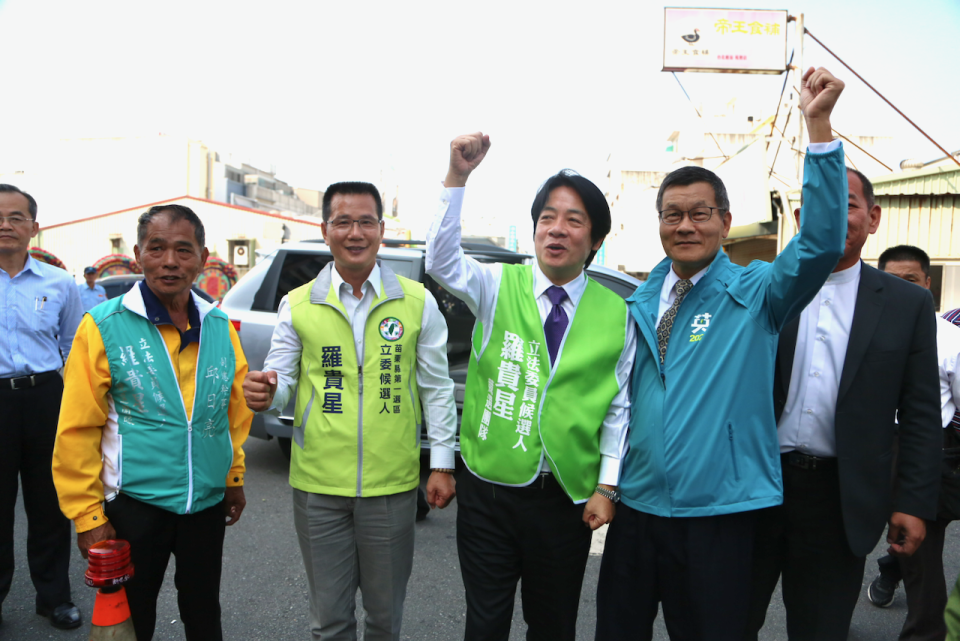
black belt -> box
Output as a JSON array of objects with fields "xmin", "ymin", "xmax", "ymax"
[
  {"xmin": 0, "ymin": 371, "xmax": 60, "ymax": 390},
  {"xmin": 783, "ymin": 451, "xmax": 837, "ymax": 471}
]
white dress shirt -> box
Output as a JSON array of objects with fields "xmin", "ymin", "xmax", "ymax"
[
  {"xmin": 263, "ymin": 261, "xmax": 458, "ymax": 469},
  {"xmin": 426, "ymin": 186, "xmax": 637, "ymax": 485},
  {"xmin": 935, "ymin": 315, "xmax": 960, "ymax": 428},
  {"xmin": 779, "ymin": 260, "xmax": 861, "ymax": 456}
]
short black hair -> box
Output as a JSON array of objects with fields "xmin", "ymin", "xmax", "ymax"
[
  {"xmin": 0, "ymin": 184, "xmax": 38, "ymax": 219},
  {"xmin": 529, "ymin": 170, "xmax": 610, "ymax": 268},
  {"xmin": 137, "ymin": 204, "xmax": 205, "ymax": 249},
  {"xmin": 656, "ymin": 166, "xmax": 730, "ymax": 213},
  {"xmin": 322, "ymin": 182, "xmax": 383, "ymax": 222},
  {"xmin": 878, "ymin": 244, "xmax": 930, "ymax": 276},
  {"xmin": 847, "ymin": 167, "xmax": 876, "ymax": 210}
]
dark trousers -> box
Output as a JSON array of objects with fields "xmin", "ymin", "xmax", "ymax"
[
  {"xmin": 0, "ymin": 376, "xmax": 73, "ymax": 609},
  {"xmin": 595, "ymin": 503, "xmax": 756, "ymax": 640},
  {"xmin": 105, "ymin": 493, "xmax": 226, "ymax": 641},
  {"xmin": 456, "ymin": 470, "xmax": 592, "ymax": 641},
  {"xmin": 747, "ymin": 457, "xmax": 865, "ymax": 641},
  {"xmin": 877, "ymin": 517, "xmax": 951, "ymax": 641}
]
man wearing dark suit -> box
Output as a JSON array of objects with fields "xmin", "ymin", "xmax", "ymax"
[{"xmin": 745, "ymin": 168, "xmax": 943, "ymax": 641}]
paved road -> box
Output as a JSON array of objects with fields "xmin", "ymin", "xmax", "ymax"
[{"xmin": 5, "ymin": 437, "xmax": 959, "ymax": 640}]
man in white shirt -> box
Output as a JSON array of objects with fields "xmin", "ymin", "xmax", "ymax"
[
  {"xmin": 243, "ymin": 182, "xmax": 458, "ymax": 641},
  {"xmin": 866, "ymin": 244, "xmax": 960, "ymax": 641},
  {"xmin": 747, "ymin": 174, "xmax": 943, "ymax": 640},
  {"xmin": 426, "ymin": 134, "xmax": 635, "ymax": 640}
]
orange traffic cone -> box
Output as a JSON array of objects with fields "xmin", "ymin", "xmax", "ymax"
[
  {"xmin": 85, "ymin": 540, "xmax": 136, "ymax": 640},
  {"xmin": 88, "ymin": 586, "xmax": 135, "ymax": 640}
]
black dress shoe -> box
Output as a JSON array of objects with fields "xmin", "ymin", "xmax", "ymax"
[{"xmin": 36, "ymin": 602, "xmax": 82, "ymax": 630}]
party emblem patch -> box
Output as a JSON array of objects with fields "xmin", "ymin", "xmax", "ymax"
[{"xmin": 379, "ymin": 317, "xmax": 404, "ymax": 341}]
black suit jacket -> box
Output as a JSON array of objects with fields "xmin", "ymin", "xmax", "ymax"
[{"xmin": 773, "ymin": 263, "xmax": 942, "ymax": 557}]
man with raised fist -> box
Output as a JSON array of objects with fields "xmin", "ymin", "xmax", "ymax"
[
  {"xmin": 426, "ymin": 136, "xmax": 636, "ymax": 640},
  {"xmin": 598, "ymin": 67, "xmax": 849, "ymax": 640}
]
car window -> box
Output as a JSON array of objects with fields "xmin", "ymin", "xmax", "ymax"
[
  {"xmin": 270, "ymin": 252, "xmax": 335, "ymax": 311},
  {"xmin": 588, "ymin": 272, "xmax": 638, "ymax": 300},
  {"xmin": 378, "ymin": 258, "xmax": 416, "ymax": 280},
  {"xmin": 102, "ymin": 280, "xmax": 138, "ymax": 299},
  {"xmin": 423, "ymin": 274, "xmax": 475, "ymax": 368}
]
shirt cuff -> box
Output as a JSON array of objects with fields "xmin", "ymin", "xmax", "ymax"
[
  {"xmin": 75, "ymin": 504, "xmax": 108, "ymax": 534},
  {"xmin": 807, "ymin": 140, "xmax": 841, "ymax": 155},
  {"xmin": 227, "ymin": 470, "xmax": 244, "ymax": 486},
  {"xmin": 597, "ymin": 455, "xmax": 621, "ymax": 487},
  {"xmin": 429, "ymin": 444, "xmax": 456, "ymax": 470},
  {"xmin": 441, "ymin": 185, "xmax": 465, "ymax": 212}
]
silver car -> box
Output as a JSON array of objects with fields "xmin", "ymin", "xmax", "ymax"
[{"xmin": 219, "ymin": 240, "xmax": 641, "ymax": 457}]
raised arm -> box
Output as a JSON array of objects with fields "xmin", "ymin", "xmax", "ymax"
[
  {"xmin": 739, "ymin": 67, "xmax": 849, "ymax": 330},
  {"xmin": 426, "ymin": 132, "xmax": 500, "ymax": 321}
]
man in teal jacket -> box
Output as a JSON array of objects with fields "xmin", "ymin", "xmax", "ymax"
[{"xmin": 595, "ymin": 67, "xmax": 848, "ymax": 640}]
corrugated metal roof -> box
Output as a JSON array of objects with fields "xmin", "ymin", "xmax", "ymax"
[{"xmin": 872, "ymin": 164, "xmax": 960, "ymax": 196}]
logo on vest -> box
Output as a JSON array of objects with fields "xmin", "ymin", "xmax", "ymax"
[
  {"xmin": 379, "ymin": 317, "xmax": 404, "ymax": 341},
  {"xmin": 689, "ymin": 313, "xmax": 711, "ymax": 342}
]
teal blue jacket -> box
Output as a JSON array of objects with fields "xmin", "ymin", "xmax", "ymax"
[
  {"xmin": 620, "ymin": 145, "xmax": 848, "ymax": 517},
  {"xmin": 90, "ymin": 291, "xmax": 236, "ymax": 515}
]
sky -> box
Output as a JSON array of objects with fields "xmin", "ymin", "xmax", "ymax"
[{"xmin": 1, "ymin": 0, "xmax": 958, "ymax": 243}]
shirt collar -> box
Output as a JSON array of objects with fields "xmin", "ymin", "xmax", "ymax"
[
  {"xmin": 665, "ymin": 263, "xmax": 709, "ymax": 293},
  {"xmin": 825, "ymin": 259, "xmax": 862, "ymax": 285},
  {"xmin": 139, "ymin": 280, "xmax": 201, "ymax": 351},
  {"xmin": 532, "ymin": 262, "xmax": 587, "ymax": 305},
  {"xmin": 331, "ymin": 262, "xmax": 381, "ymax": 300},
  {"xmin": 19, "ymin": 254, "xmax": 44, "ymax": 277}
]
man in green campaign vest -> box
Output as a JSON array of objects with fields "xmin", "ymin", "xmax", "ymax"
[
  {"xmin": 426, "ymin": 134, "xmax": 637, "ymax": 640},
  {"xmin": 243, "ymin": 182, "xmax": 458, "ymax": 641}
]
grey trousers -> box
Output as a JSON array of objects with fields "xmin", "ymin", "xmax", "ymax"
[{"xmin": 293, "ymin": 488, "xmax": 416, "ymax": 641}]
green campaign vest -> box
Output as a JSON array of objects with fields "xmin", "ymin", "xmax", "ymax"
[
  {"xmin": 288, "ymin": 263, "xmax": 425, "ymax": 497},
  {"xmin": 91, "ymin": 293, "xmax": 235, "ymax": 515},
  {"xmin": 461, "ymin": 264, "xmax": 626, "ymax": 502}
]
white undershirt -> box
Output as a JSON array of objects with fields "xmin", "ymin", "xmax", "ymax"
[{"xmin": 778, "ymin": 260, "xmax": 861, "ymax": 456}]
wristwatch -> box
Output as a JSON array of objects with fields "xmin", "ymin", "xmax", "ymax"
[
  {"xmin": 594, "ymin": 485, "xmax": 620, "ymax": 503},
  {"xmin": 431, "ymin": 468, "xmax": 456, "ymax": 474}
]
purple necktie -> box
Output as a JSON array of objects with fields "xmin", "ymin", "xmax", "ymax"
[{"xmin": 544, "ymin": 286, "xmax": 569, "ymax": 365}]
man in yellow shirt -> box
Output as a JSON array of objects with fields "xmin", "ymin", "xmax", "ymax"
[{"xmin": 53, "ymin": 204, "xmax": 252, "ymax": 641}]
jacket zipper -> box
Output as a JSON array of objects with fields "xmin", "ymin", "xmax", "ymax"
[
  {"xmin": 356, "ymin": 365, "xmax": 364, "ymax": 496},
  {"xmin": 153, "ymin": 322, "xmax": 197, "ymax": 514},
  {"xmin": 727, "ymin": 422, "xmax": 740, "ymax": 482},
  {"xmin": 319, "ymin": 293, "xmax": 401, "ymax": 499}
]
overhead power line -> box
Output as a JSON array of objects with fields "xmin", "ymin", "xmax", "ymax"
[
  {"xmin": 804, "ymin": 28, "xmax": 960, "ymax": 169},
  {"xmin": 671, "ymin": 72, "xmax": 730, "ymax": 160}
]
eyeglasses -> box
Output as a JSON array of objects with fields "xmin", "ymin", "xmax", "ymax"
[
  {"xmin": 327, "ymin": 218, "xmax": 381, "ymax": 232},
  {"xmin": 658, "ymin": 207, "xmax": 725, "ymax": 225},
  {"xmin": 0, "ymin": 215, "xmax": 33, "ymax": 226}
]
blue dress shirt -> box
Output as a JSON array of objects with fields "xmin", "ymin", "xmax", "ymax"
[
  {"xmin": 78, "ymin": 283, "xmax": 107, "ymax": 312},
  {"xmin": 0, "ymin": 256, "xmax": 84, "ymax": 377}
]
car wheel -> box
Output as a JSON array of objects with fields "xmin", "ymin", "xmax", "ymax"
[{"xmin": 278, "ymin": 436, "xmax": 292, "ymax": 460}]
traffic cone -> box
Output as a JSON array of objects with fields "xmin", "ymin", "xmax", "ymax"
[{"xmin": 85, "ymin": 540, "xmax": 136, "ymax": 640}]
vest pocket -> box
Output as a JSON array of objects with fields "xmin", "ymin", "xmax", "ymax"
[{"xmin": 727, "ymin": 422, "xmax": 741, "ymax": 482}]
